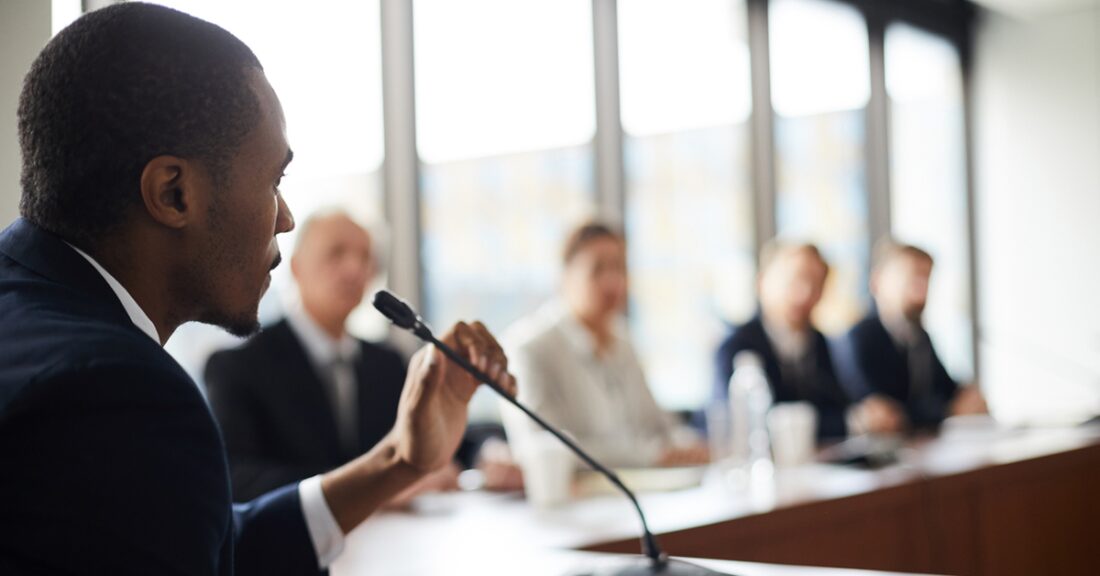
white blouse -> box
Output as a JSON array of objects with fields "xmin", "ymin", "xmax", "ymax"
[{"xmin": 501, "ymin": 301, "xmax": 674, "ymax": 468}]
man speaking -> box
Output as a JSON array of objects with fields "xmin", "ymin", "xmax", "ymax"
[{"xmin": 0, "ymin": 3, "xmax": 515, "ymax": 575}]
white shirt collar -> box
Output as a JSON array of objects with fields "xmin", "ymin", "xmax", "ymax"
[
  {"xmin": 66, "ymin": 242, "xmax": 161, "ymax": 344},
  {"xmin": 285, "ymin": 303, "xmax": 359, "ymax": 367},
  {"xmin": 879, "ymin": 310, "xmax": 919, "ymax": 347},
  {"xmin": 761, "ymin": 313, "xmax": 810, "ymax": 363}
]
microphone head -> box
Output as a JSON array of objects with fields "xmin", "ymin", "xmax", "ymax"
[{"xmin": 372, "ymin": 290, "xmax": 420, "ymax": 331}]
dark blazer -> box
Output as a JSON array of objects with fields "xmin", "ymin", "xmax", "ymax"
[
  {"xmin": 0, "ymin": 218, "xmax": 319, "ymax": 576},
  {"xmin": 834, "ymin": 312, "xmax": 958, "ymax": 430},
  {"xmin": 204, "ymin": 320, "xmax": 407, "ymax": 502},
  {"xmin": 714, "ymin": 316, "xmax": 851, "ymax": 440}
]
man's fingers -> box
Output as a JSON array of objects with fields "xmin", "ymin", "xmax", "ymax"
[
  {"xmin": 468, "ymin": 321, "xmax": 510, "ymax": 388},
  {"xmin": 470, "ymin": 320, "xmax": 507, "ymax": 370},
  {"xmin": 500, "ymin": 372, "xmax": 518, "ymax": 397},
  {"xmin": 452, "ymin": 321, "xmax": 487, "ymax": 372},
  {"xmin": 440, "ymin": 320, "xmax": 515, "ymax": 394}
]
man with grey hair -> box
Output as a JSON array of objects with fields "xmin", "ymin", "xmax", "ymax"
[
  {"xmin": 205, "ymin": 211, "xmax": 420, "ymax": 501},
  {"xmin": 206, "ymin": 211, "xmax": 522, "ymax": 502}
]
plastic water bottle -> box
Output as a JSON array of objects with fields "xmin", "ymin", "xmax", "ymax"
[{"xmin": 728, "ymin": 351, "xmax": 774, "ymax": 484}]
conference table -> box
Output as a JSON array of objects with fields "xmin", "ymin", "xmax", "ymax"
[{"xmin": 331, "ymin": 421, "xmax": 1100, "ymax": 576}]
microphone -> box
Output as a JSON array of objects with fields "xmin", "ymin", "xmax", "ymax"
[{"xmin": 373, "ymin": 290, "xmax": 731, "ymax": 576}]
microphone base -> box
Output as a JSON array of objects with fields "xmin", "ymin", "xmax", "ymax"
[{"xmin": 577, "ymin": 557, "xmax": 736, "ymax": 575}]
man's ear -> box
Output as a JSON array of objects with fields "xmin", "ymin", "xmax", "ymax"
[{"xmin": 139, "ymin": 155, "xmax": 208, "ymax": 229}]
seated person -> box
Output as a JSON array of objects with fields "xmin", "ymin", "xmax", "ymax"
[
  {"xmin": 502, "ymin": 222, "xmax": 707, "ymax": 469},
  {"xmin": 834, "ymin": 240, "xmax": 987, "ymax": 432},
  {"xmin": 205, "ymin": 211, "xmax": 520, "ymax": 502},
  {"xmin": 714, "ymin": 241, "xmax": 859, "ymax": 441}
]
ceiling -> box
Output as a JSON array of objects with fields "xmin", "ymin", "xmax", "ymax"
[{"xmin": 970, "ymin": 0, "xmax": 1100, "ymax": 19}]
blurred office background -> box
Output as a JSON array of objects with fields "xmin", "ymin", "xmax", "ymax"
[{"xmin": 2, "ymin": 0, "xmax": 1097, "ymax": 426}]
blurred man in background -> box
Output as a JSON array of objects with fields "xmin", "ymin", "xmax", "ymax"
[
  {"xmin": 835, "ymin": 241, "xmax": 987, "ymax": 432},
  {"xmin": 714, "ymin": 241, "xmax": 904, "ymax": 440},
  {"xmin": 206, "ymin": 211, "xmax": 520, "ymax": 503}
]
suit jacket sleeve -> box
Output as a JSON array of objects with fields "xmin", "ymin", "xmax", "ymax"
[
  {"xmin": 0, "ymin": 361, "xmax": 320, "ymax": 576},
  {"xmin": 714, "ymin": 332, "xmax": 739, "ymax": 402},
  {"xmin": 931, "ymin": 346, "xmax": 960, "ymax": 404},
  {"xmin": 205, "ymin": 350, "xmax": 320, "ymax": 500},
  {"xmin": 831, "ymin": 329, "xmax": 875, "ymax": 402}
]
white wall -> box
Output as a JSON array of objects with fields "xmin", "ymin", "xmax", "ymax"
[
  {"xmin": 973, "ymin": 3, "xmax": 1100, "ymax": 425},
  {"xmin": 0, "ymin": 0, "xmax": 53, "ymax": 229}
]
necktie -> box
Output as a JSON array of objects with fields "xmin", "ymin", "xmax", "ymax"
[
  {"xmin": 907, "ymin": 328, "xmax": 933, "ymax": 405},
  {"xmin": 328, "ymin": 353, "xmax": 359, "ymax": 457}
]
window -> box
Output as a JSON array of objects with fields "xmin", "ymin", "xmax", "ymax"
[
  {"xmin": 415, "ymin": 0, "xmax": 597, "ymax": 333},
  {"xmin": 886, "ymin": 23, "xmax": 973, "ymax": 380},
  {"xmin": 51, "ymin": 0, "xmax": 81, "ymax": 34},
  {"xmin": 115, "ymin": 0, "xmax": 977, "ymax": 410},
  {"xmin": 152, "ymin": 0, "xmax": 386, "ymax": 381},
  {"xmin": 619, "ymin": 0, "xmax": 755, "ymax": 409},
  {"xmin": 770, "ymin": 0, "xmax": 872, "ymax": 334}
]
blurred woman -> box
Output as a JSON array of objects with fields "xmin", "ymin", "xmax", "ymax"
[{"xmin": 502, "ymin": 222, "xmax": 707, "ymax": 468}]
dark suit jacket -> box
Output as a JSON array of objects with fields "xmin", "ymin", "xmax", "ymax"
[
  {"xmin": 834, "ymin": 312, "xmax": 958, "ymax": 430},
  {"xmin": 204, "ymin": 320, "xmax": 407, "ymax": 502},
  {"xmin": 0, "ymin": 218, "xmax": 319, "ymax": 576},
  {"xmin": 714, "ymin": 316, "xmax": 851, "ymax": 440}
]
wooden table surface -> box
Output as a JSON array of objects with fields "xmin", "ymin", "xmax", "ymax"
[{"xmin": 331, "ymin": 421, "xmax": 1100, "ymax": 576}]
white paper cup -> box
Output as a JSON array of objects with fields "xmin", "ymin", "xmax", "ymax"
[
  {"xmin": 520, "ymin": 432, "xmax": 575, "ymax": 509},
  {"xmin": 767, "ymin": 402, "xmax": 817, "ymax": 468}
]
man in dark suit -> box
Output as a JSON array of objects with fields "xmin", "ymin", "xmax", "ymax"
[
  {"xmin": 0, "ymin": 4, "xmax": 514, "ymax": 575},
  {"xmin": 714, "ymin": 242, "xmax": 903, "ymax": 440},
  {"xmin": 206, "ymin": 212, "xmax": 451, "ymax": 501},
  {"xmin": 835, "ymin": 241, "xmax": 986, "ymax": 431}
]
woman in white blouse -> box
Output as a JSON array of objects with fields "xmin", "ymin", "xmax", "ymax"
[{"xmin": 502, "ymin": 222, "xmax": 708, "ymax": 469}]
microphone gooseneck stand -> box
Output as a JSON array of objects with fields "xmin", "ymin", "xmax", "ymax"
[{"xmin": 373, "ymin": 290, "xmax": 731, "ymax": 576}]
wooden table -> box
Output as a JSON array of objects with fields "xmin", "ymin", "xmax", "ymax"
[
  {"xmin": 584, "ymin": 423, "xmax": 1100, "ymax": 576},
  {"xmin": 331, "ymin": 423, "xmax": 1100, "ymax": 576}
]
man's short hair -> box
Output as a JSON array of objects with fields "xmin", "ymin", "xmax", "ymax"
[
  {"xmin": 18, "ymin": 2, "xmax": 263, "ymax": 248},
  {"xmin": 758, "ymin": 239, "xmax": 829, "ymax": 276},
  {"xmin": 872, "ymin": 238, "xmax": 934, "ymax": 272},
  {"xmin": 561, "ymin": 221, "xmax": 624, "ymax": 265}
]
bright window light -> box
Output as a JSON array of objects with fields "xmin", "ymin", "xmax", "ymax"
[
  {"xmin": 51, "ymin": 0, "xmax": 82, "ymax": 35},
  {"xmin": 769, "ymin": 0, "xmax": 870, "ymax": 117},
  {"xmin": 886, "ymin": 23, "xmax": 963, "ymax": 103},
  {"xmin": 886, "ymin": 23, "xmax": 972, "ymax": 380},
  {"xmin": 414, "ymin": 0, "xmax": 595, "ymax": 163},
  {"xmin": 153, "ymin": 0, "xmax": 385, "ymax": 181},
  {"xmin": 619, "ymin": 0, "xmax": 752, "ymax": 136}
]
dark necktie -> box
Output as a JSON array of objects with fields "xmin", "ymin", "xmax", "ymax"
[
  {"xmin": 327, "ymin": 353, "xmax": 359, "ymax": 456},
  {"xmin": 907, "ymin": 328, "xmax": 933, "ymax": 404}
]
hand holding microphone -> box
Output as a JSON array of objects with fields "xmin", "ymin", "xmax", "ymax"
[{"xmin": 393, "ymin": 318, "xmax": 516, "ymax": 477}]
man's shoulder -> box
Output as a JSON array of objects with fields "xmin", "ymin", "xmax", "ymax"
[
  {"xmin": 0, "ymin": 293, "xmax": 184, "ymax": 410},
  {"xmin": 848, "ymin": 314, "xmax": 887, "ymax": 342},
  {"xmin": 721, "ymin": 317, "xmax": 766, "ymax": 350}
]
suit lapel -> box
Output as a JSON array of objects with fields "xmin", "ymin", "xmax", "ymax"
[
  {"xmin": 268, "ymin": 322, "xmax": 345, "ymax": 464},
  {"xmin": 869, "ymin": 315, "xmax": 911, "ymax": 400},
  {"xmin": 744, "ymin": 317, "xmax": 787, "ymax": 399}
]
